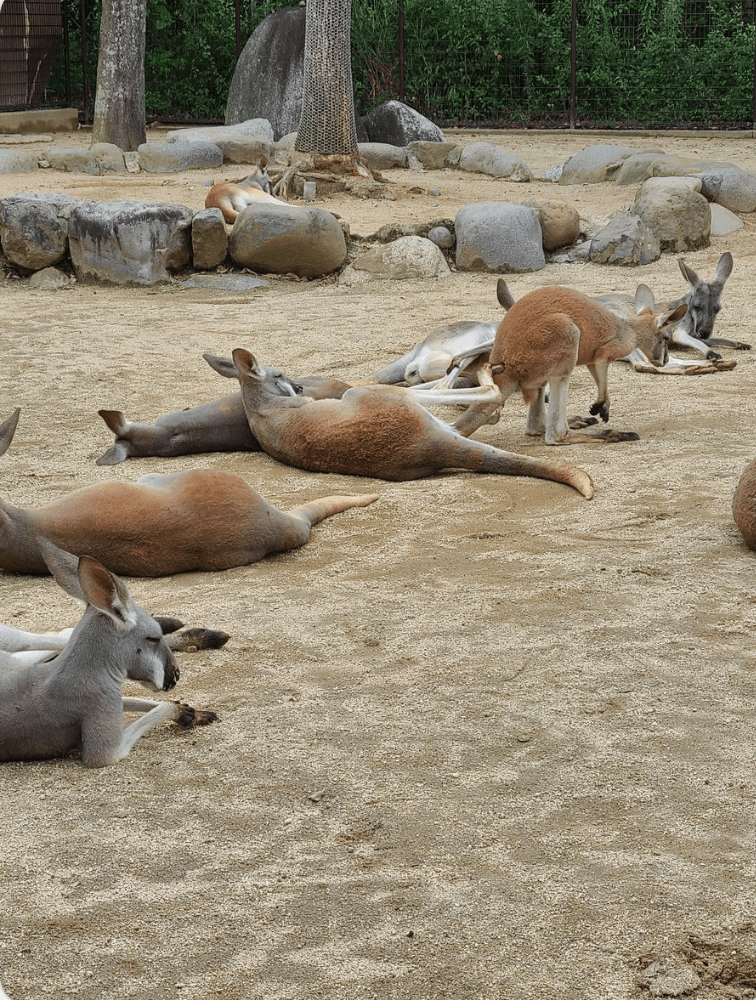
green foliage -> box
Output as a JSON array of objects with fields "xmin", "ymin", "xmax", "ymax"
[{"xmin": 43, "ymin": 0, "xmax": 756, "ymax": 127}]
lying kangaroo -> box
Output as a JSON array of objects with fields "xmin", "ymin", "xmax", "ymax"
[
  {"xmin": 732, "ymin": 457, "xmax": 756, "ymax": 550},
  {"xmin": 96, "ymin": 374, "xmax": 350, "ymax": 465},
  {"xmin": 0, "ymin": 554, "xmax": 218, "ymax": 767},
  {"xmin": 0, "ymin": 408, "xmax": 377, "ymax": 577},
  {"xmin": 481, "ymin": 285, "xmax": 688, "ymax": 445},
  {"xmin": 205, "ymin": 155, "xmax": 287, "ymax": 223},
  {"xmin": 205, "ymin": 349, "xmax": 594, "ymax": 498}
]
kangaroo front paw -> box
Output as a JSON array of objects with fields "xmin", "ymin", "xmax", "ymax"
[
  {"xmin": 589, "ymin": 401, "xmax": 610, "ymax": 423},
  {"xmin": 595, "ymin": 429, "xmax": 640, "ymax": 443},
  {"xmin": 735, "ymin": 342, "xmax": 752, "ymax": 351},
  {"xmin": 705, "ymin": 349, "xmax": 722, "ymax": 361},
  {"xmin": 567, "ymin": 414, "xmax": 599, "ymax": 430},
  {"xmin": 172, "ymin": 701, "xmax": 220, "ymax": 728}
]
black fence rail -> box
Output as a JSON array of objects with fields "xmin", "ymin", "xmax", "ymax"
[{"xmin": 2, "ymin": 0, "xmax": 756, "ymax": 130}]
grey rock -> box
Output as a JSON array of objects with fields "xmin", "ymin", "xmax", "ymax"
[
  {"xmin": 358, "ymin": 142, "xmax": 408, "ymax": 170},
  {"xmin": 0, "ymin": 149, "xmax": 39, "ymax": 173},
  {"xmin": 427, "ymin": 225, "xmax": 455, "ymax": 249},
  {"xmin": 0, "ymin": 193, "xmax": 77, "ymax": 271},
  {"xmin": 363, "ymin": 100, "xmax": 443, "ymax": 146},
  {"xmin": 458, "ymin": 141, "xmax": 532, "ymax": 181},
  {"xmin": 633, "ymin": 180, "xmax": 710, "ymax": 252},
  {"xmin": 180, "ymin": 273, "xmax": 268, "ymax": 292},
  {"xmin": 167, "ymin": 120, "xmax": 274, "ymax": 145},
  {"xmin": 710, "ymin": 202, "xmax": 743, "ymax": 235},
  {"xmin": 42, "ymin": 143, "xmax": 126, "ymax": 175},
  {"xmin": 588, "ymin": 210, "xmax": 661, "ymax": 265},
  {"xmin": 226, "ymin": 7, "xmax": 306, "ymax": 141},
  {"xmin": 613, "ymin": 151, "xmax": 683, "ymax": 186},
  {"xmin": 28, "ymin": 266, "xmax": 73, "ymax": 290},
  {"xmin": 91, "ymin": 142, "xmax": 127, "ymax": 173},
  {"xmin": 191, "ymin": 208, "xmax": 229, "ymax": 270},
  {"xmin": 455, "ymin": 202, "xmax": 545, "ymax": 273},
  {"xmin": 340, "ymin": 236, "xmax": 450, "ymax": 286},
  {"xmin": 558, "ymin": 143, "xmax": 639, "ymax": 184},
  {"xmin": 68, "ymin": 200, "xmax": 193, "ymax": 285},
  {"xmin": 229, "ymin": 203, "xmax": 347, "ymax": 278},
  {"xmin": 138, "ymin": 140, "xmax": 223, "ymax": 174}
]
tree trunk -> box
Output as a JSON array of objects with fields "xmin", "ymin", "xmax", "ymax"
[
  {"xmin": 295, "ymin": 0, "xmax": 358, "ymax": 155},
  {"xmin": 91, "ymin": 0, "xmax": 147, "ymax": 151}
]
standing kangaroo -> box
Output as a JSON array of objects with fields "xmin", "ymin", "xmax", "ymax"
[
  {"xmin": 0, "ymin": 554, "xmax": 217, "ymax": 767},
  {"xmin": 0, "ymin": 409, "xmax": 377, "ymax": 577},
  {"xmin": 482, "ymin": 285, "xmax": 688, "ymax": 446},
  {"xmin": 205, "ymin": 349, "xmax": 595, "ymax": 499}
]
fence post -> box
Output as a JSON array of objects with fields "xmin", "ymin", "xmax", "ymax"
[
  {"xmin": 569, "ymin": 0, "xmax": 577, "ymax": 128},
  {"xmin": 398, "ymin": 0, "xmax": 405, "ymax": 102}
]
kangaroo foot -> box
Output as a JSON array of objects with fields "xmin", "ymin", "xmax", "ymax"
[
  {"xmin": 172, "ymin": 702, "xmax": 220, "ymax": 728},
  {"xmin": 567, "ymin": 414, "xmax": 599, "ymax": 430},
  {"xmin": 590, "ymin": 428, "xmax": 640, "ymax": 443}
]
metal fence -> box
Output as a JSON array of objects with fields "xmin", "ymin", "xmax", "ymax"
[{"xmin": 2, "ymin": 0, "xmax": 756, "ymax": 129}]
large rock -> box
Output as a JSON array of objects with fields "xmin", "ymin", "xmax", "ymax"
[
  {"xmin": 588, "ymin": 210, "xmax": 661, "ymax": 265},
  {"xmin": 191, "ymin": 208, "xmax": 229, "ymax": 270},
  {"xmin": 138, "ymin": 140, "xmax": 223, "ymax": 173},
  {"xmin": 521, "ymin": 198, "xmax": 580, "ymax": 251},
  {"xmin": 457, "ymin": 141, "xmax": 532, "ymax": 181},
  {"xmin": 0, "ymin": 149, "xmax": 39, "ymax": 173},
  {"xmin": 455, "ymin": 202, "xmax": 545, "ymax": 273},
  {"xmin": 633, "ymin": 180, "xmax": 710, "ymax": 252},
  {"xmin": 558, "ymin": 143, "xmax": 647, "ymax": 185},
  {"xmin": 0, "ymin": 193, "xmax": 76, "ymax": 271},
  {"xmin": 363, "ymin": 100, "xmax": 443, "ymax": 146},
  {"xmin": 339, "ymin": 236, "xmax": 450, "ymax": 286},
  {"xmin": 358, "ymin": 142, "xmax": 408, "ymax": 170},
  {"xmin": 42, "ymin": 142, "xmax": 126, "ymax": 174},
  {"xmin": 166, "ymin": 121, "xmax": 273, "ymax": 165},
  {"xmin": 407, "ymin": 141, "xmax": 462, "ymax": 169},
  {"xmin": 68, "ymin": 200, "xmax": 193, "ymax": 285},
  {"xmin": 229, "ymin": 203, "xmax": 347, "ymax": 278},
  {"xmin": 226, "ymin": 6, "xmax": 306, "ymax": 141}
]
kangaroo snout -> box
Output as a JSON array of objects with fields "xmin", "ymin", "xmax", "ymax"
[{"xmin": 161, "ymin": 652, "xmax": 180, "ymax": 691}]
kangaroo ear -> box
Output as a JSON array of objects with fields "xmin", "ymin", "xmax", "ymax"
[
  {"xmin": 203, "ymin": 353, "xmax": 239, "ymax": 380},
  {"xmin": 231, "ymin": 348, "xmax": 261, "ymax": 377},
  {"xmin": 656, "ymin": 302, "xmax": 688, "ymax": 329},
  {"xmin": 38, "ymin": 538, "xmax": 86, "ymax": 602},
  {"xmin": 77, "ymin": 556, "xmax": 136, "ymax": 629},
  {"xmin": 678, "ymin": 257, "xmax": 701, "ymax": 290},
  {"xmin": 634, "ymin": 284, "xmax": 655, "ymax": 313},
  {"xmin": 715, "ymin": 251, "xmax": 733, "ymax": 285},
  {"xmin": 0, "ymin": 408, "xmax": 20, "ymax": 458},
  {"xmin": 496, "ymin": 278, "xmax": 515, "ymax": 311}
]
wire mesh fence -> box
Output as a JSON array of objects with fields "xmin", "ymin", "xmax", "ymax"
[{"xmin": 1, "ymin": 0, "xmax": 755, "ymax": 129}]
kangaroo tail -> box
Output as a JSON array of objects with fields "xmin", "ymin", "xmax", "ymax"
[
  {"xmin": 291, "ymin": 493, "xmax": 380, "ymax": 526},
  {"xmin": 462, "ymin": 440, "xmax": 594, "ymax": 499}
]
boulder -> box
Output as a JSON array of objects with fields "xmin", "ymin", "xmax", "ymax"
[
  {"xmin": 225, "ymin": 6, "xmax": 306, "ymax": 141},
  {"xmin": 407, "ymin": 141, "xmax": 462, "ymax": 169},
  {"xmin": 0, "ymin": 193, "xmax": 77, "ymax": 271},
  {"xmin": 191, "ymin": 208, "xmax": 229, "ymax": 270},
  {"xmin": 613, "ymin": 151, "xmax": 686, "ymax": 186},
  {"xmin": 363, "ymin": 100, "xmax": 443, "ymax": 146},
  {"xmin": 229, "ymin": 203, "xmax": 347, "ymax": 278},
  {"xmin": 710, "ymin": 203, "xmax": 743, "ymax": 236},
  {"xmin": 339, "ymin": 236, "xmax": 450, "ymax": 285},
  {"xmin": 522, "ymin": 198, "xmax": 580, "ymax": 251},
  {"xmin": 138, "ymin": 140, "xmax": 223, "ymax": 173},
  {"xmin": 28, "ymin": 266, "xmax": 73, "ymax": 290},
  {"xmin": 457, "ymin": 142, "xmax": 532, "ymax": 181},
  {"xmin": 455, "ymin": 202, "xmax": 545, "ymax": 273},
  {"xmin": 0, "ymin": 149, "xmax": 39, "ymax": 173},
  {"xmin": 588, "ymin": 210, "xmax": 660, "ymax": 266},
  {"xmin": 633, "ymin": 180, "xmax": 710, "ymax": 252},
  {"xmin": 166, "ymin": 121, "xmax": 274, "ymax": 165},
  {"xmin": 68, "ymin": 200, "xmax": 193, "ymax": 285},
  {"xmin": 358, "ymin": 142, "xmax": 408, "ymax": 170},
  {"xmin": 180, "ymin": 274, "xmax": 268, "ymax": 292},
  {"xmin": 558, "ymin": 143, "xmax": 643, "ymax": 185}
]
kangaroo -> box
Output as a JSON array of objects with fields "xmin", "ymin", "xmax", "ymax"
[
  {"xmin": 0, "ymin": 409, "xmax": 377, "ymax": 577},
  {"xmin": 358, "ymin": 279, "xmax": 515, "ymax": 388},
  {"xmin": 732, "ymin": 457, "xmax": 756, "ymax": 551},
  {"xmin": 205, "ymin": 156, "xmax": 287, "ymax": 223},
  {"xmin": 96, "ymin": 374, "xmax": 351, "ymax": 466},
  {"xmin": 478, "ymin": 285, "xmax": 688, "ymax": 446},
  {"xmin": 204, "ymin": 349, "xmax": 594, "ymax": 498},
  {"xmin": 0, "ymin": 554, "xmax": 218, "ymax": 767}
]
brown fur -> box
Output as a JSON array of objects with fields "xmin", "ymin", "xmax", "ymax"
[
  {"xmin": 487, "ymin": 286, "xmax": 688, "ymax": 445},
  {"xmin": 204, "ymin": 156, "xmax": 286, "ymax": 224}
]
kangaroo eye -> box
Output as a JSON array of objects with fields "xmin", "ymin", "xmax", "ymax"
[{"xmin": 146, "ymin": 635, "xmax": 162, "ymax": 645}]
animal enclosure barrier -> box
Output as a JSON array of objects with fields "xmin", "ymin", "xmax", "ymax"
[{"xmin": 3, "ymin": 0, "xmax": 756, "ymax": 129}]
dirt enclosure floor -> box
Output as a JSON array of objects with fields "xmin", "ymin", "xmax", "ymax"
[{"xmin": 2, "ymin": 129, "xmax": 756, "ymax": 1000}]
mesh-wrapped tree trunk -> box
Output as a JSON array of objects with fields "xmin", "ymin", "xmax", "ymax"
[{"xmin": 295, "ymin": 0, "xmax": 358, "ymax": 155}]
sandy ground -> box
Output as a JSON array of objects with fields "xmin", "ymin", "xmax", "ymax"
[{"xmin": 1, "ymin": 129, "xmax": 756, "ymax": 1000}]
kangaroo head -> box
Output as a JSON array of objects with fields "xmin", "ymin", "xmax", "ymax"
[
  {"xmin": 678, "ymin": 252, "xmax": 733, "ymax": 340},
  {"xmin": 203, "ymin": 352, "xmax": 301, "ymax": 397}
]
